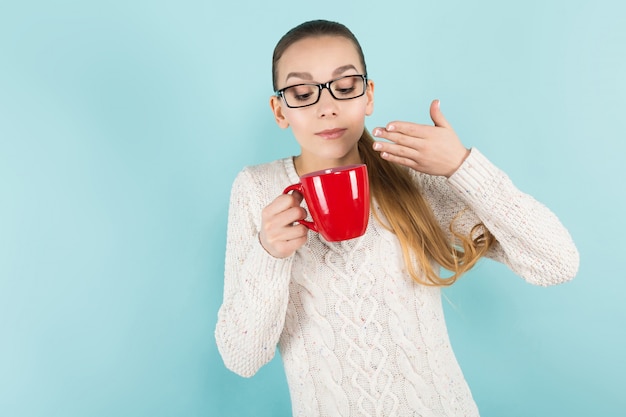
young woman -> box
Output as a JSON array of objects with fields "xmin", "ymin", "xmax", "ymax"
[{"xmin": 215, "ymin": 19, "xmax": 579, "ymax": 417}]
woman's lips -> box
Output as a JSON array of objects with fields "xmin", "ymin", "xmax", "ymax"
[{"xmin": 315, "ymin": 128, "xmax": 346, "ymax": 139}]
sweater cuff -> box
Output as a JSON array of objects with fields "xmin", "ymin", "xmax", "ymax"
[
  {"xmin": 241, "ymin": 240, "xmax": 293, "ymax": 305},
  {"xmin": 446, "ymin": 148, "xmax": 506, "ymax": 202}
]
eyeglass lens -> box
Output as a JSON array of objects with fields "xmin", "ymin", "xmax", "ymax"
[{"xmin": 282, "ymin": 75, "xmax": 365, "ymax": 108}]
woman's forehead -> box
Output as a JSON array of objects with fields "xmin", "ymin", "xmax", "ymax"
[{"xmin": 276, "ymin": 36, "xmax": 363, "ymax": 80}]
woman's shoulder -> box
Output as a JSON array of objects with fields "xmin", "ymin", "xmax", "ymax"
[
  {"xmin": 242, "ymin": 157, "xmax": 291, "ymax": 174},
  {"xmin": 237, "ymin": 157, "xmax": 293, "ymax": 182},
  {"xmin": 231, "ymin": 157, "xmax": 295, "ymax": 196}
]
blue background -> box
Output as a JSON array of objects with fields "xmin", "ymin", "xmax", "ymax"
[{"xmin": 1, "ymin": 0, "xmax": 624, "ymax": 416}]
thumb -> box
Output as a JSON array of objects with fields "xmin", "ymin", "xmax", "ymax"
[{"xmin": 430, "ymin": 99, "xmax": 451, "ymax": 128}]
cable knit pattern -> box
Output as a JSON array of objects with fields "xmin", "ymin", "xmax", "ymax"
[{"xmin": 215, "ymin": 148, "xmax": 579, "ymax": 416}]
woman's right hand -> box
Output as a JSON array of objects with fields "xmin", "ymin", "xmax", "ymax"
[{"xmin": 259, "ymin": 192, "xmax": 309, "ymax": 258}]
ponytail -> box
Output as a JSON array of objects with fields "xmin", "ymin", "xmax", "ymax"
[{"xmin": 358, "ymin": 129, "xmax": 494, "ymax": 286}]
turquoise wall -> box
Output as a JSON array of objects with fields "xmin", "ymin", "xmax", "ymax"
[{"xmin": 1, "ymin": 0, "xmax": 624, "ymax": 416}]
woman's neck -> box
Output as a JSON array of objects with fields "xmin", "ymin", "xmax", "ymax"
[{"xmin": 293, "ymin": 149, "xmax": 362, "ymax": 176}]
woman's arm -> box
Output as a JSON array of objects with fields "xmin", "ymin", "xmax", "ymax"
[
  {"xmin": 371, "ymin": 100, "xmax": 578, "ymax": 285},
  {"xmin": 215, "ymin": 168, "xmax": 294, "ymax": 377},
  {"xmin": 424, "ymin": 148, "xmax": 579, "ymax": 286}
]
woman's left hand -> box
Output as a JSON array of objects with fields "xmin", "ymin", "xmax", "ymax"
[{"xmin": 372, "ymin": 99, "xmax": 470, "ymax": 178}]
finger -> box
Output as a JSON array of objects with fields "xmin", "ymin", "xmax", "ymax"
[
  {"xmin": 429, "ymin": 99, "xmax": 451, "ymax": 129},
  {"xmin": 378, "ymin": 149, "xmax": 422, "ymax": 172},
  {"xmin": 266, "ymin": 193, "xmax": 303, "ymax": 216},
  {"xmin": 291, "ymin": 190, "xmax": 304, "ymax": 204},
  {"xmin": 282, "ymin": 190, "xmax": 304, "ymax": 205},
  {"xmin": 277, "ymin": 222, "xmax": 309, "ymax": 242},
  {"xmin": 372, "ymin": 100, "xmax": 453, "ymax": 138},
  {"xmin": 261, "ymin": 223, "xmax": 308, "ymax": 258},
  {"xmin": 373, "ymin": 123, "xmax": 437, "ymax": 141},
  {"xmin": 271, "ymin": 236, "xmax": 307, "ymax": 258},
  {"xmin": 262, "ymin": 207, "xmax": 307, "ymax": 240},
  {"xmin": 373, "ymin": 139, "xmax": 422, "ymax": 160},
  {"xmin": 372, "ymin": 129, "xmax": 428, "ymax": 154},
  {"xmin": 271, "ymin": 205, "xmax": 307, "ymax": 227}
]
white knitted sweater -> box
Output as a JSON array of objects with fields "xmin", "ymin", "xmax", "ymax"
[{"xmin": 215, "ymin": 148, "xmax": 578, "ymax": 417}]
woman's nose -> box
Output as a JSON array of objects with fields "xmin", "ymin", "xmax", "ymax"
[{"xmin": 316, "ymin": 88, "xmax": 339, "ymax": 118}]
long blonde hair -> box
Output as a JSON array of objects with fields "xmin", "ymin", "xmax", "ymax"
[
  {"xmin": 273, "ymin": 20, "xmax": 494, "ymax": 286},
  {"xmin": 358, "ymin": 130, "xmax": 494, "ymax": 286}
]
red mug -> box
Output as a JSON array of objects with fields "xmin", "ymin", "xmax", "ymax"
[{"xmin": 283, "ymin": 164, "xmax": 370, "ymax": 242}]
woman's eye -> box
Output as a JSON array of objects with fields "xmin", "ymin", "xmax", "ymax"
[
  {"xmin": 336, "ymin": 87, "xmax": 355, "ymax": 95},
  {"xmin": 294, "ymin": 92, "xmax": 313, "ymax": 101},
  {"xmin": 286, "ymin": 87, "xmax": 315, "ymax": 102},
  {"xmin": 333, "ymin": 77, "xmax": 359, "ymax": 96}
]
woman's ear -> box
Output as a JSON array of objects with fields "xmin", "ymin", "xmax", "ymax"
[
  {"xmin": 365, "ymin": 79, "xmax": 375, "ymax": 116},
  {"xmin": 270, "ymin": 96, "xmax": 289, "ymax": 128}
]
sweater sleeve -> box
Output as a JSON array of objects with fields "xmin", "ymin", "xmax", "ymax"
[
  {"xmin": 215, "ymin": 168, "xmax": 293, "ymax": 377},
  {"xmin": 423, "ymin": 148, "xmax": 579, "ymax": 286}
]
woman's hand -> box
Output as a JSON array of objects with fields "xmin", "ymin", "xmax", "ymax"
[
  {"xmin": 372, "ymin": 99, "xmax": 470, "ymax": 178},
  {"xmin": 259, "ymin": 192, "xmax": 309, "ymax": 258}
]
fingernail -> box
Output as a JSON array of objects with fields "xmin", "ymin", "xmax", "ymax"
[
  {"xmin": 373, "ymin": 128, "xmax": 381, "ymax": 137},
  {"xmin": 373, "ymin": 142, "xmax": 382, "ymax": 151},
  {"xmin": 387, "ymin": 124, "xmax": 395, "ymax": 131}
]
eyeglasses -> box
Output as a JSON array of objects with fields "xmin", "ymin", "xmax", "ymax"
[{"xmin": 275, "ymin": 74, "xmax": 368, "ymax": 109}]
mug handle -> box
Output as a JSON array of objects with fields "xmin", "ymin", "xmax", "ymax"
[{"xmin": 283, "ymin": 183, "xmax": 318, "ymax": 232}]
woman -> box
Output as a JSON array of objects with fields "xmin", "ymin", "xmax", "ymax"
[{"xmin": 216, "ymin": 19, "xmax": 579, "ymax": 417}]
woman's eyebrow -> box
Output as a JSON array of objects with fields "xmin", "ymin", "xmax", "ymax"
[
  {"xmin": 332, "ymin": 64, "xmax": 358, "ymax": 76},
  {"xmin": 285, "ymin": 71, "xmax": 313, "ymax": 82},
  {"xmin": 284, "ymin": 65, "xmax": 360, "ymax": 83}
]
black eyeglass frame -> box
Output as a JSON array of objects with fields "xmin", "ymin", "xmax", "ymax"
[{"xmin": 275, "ymin": 74, "xmax": 368, "ymax": 109}]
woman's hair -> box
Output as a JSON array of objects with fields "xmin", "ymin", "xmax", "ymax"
[
  {"xmin": 272, "ymin": 20, "xmax": 367, "ymax": 92},
  {"xmin": 272, "ymin": 20, "xmax": 494, "ymax": 286}
]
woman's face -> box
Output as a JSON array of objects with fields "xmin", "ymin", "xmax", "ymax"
[{"xmin": 270, "ymin": 35, "xmax": 374, "ymax": 172}]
